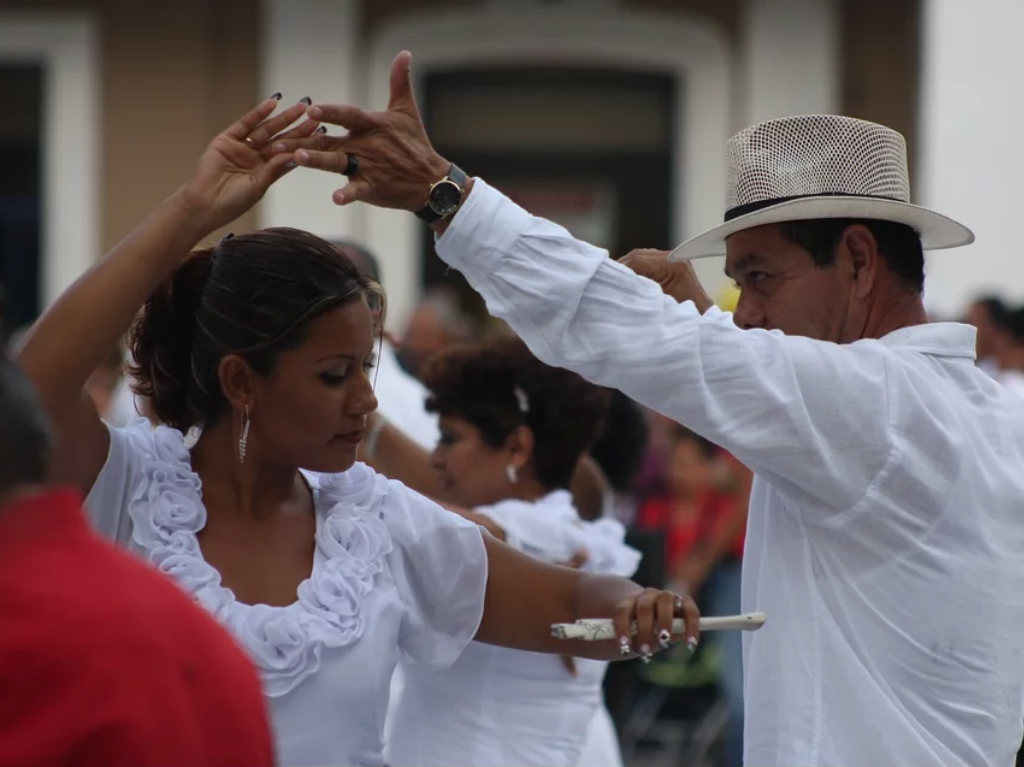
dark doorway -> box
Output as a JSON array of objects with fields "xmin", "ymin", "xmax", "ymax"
[
  {"xmin": 0, "ymin": 64, "xmax": 43, "ymax": 343},
  {"xmin": 421, "ymin": 67, "xmax": 676, "ymax": 325}
]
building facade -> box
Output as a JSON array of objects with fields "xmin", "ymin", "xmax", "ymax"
[{"xmin": 5, "ymin": 0, "xmax": 995, "ymax": 335}]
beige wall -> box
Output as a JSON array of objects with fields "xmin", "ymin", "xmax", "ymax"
[
  {"xmin": 1, "ymin": 0, "xmax": 261, "ymax": 251},
  {"xmin": 840, "ymin": 0, "xmax": 921, "ymax": 165}
]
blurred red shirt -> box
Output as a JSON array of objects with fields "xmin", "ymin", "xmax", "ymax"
[
  {"xmin": 637, "ymin": 486, "xmax": 745, "ymax": 572},
  {"xmin": 0, "ymin": 488, "xmax": 274, "ymax": 767}
]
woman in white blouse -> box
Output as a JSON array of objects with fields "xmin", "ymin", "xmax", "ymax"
[
  {"xmin": 383, "ymin": 338, "xmax": 641, "ymax": 767},
  {"xmin": 14, "ymin": 99, "xmax": 698, "ymax": 767}
]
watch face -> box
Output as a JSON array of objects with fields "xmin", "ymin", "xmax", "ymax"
[{"xmin": 429, "ymin": 180, "xmax": 463, "ymax": 216}]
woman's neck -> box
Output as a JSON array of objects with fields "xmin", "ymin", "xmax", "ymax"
[{"xmin": 189, "ymin": 419, "xmax": 306, "ymax": 520}]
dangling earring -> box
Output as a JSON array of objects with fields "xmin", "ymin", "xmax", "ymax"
[
  {"xmin": 238, "ymin": 404, "xmax": 251, "ymax": 464},
  {"xmin": 505, "ymin": 464, "xmax": 519, "ymax": 484}
]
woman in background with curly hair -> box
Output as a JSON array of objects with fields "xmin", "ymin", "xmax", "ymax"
[
  {"xmin": 378, "ymin": 338, "xmax": 640, "ymax": 767},
  {"xmin": 14, "ymin": 98, "xmax": 698, "ymax": 767}
]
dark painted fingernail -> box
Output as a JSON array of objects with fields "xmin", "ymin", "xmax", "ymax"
[
  {"xmin": 299, "ymin": 96, "xmax": 312, "ymax": 105},
  {"xmin": 316, "ymin": 125, "xmax": 327, "ymax": 134},
  {"xmin": 270, "ymin": 92, "xmax": 282, "ymax": 101}
]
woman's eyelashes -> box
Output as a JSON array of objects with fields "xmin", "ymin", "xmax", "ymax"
[
  {"xmin": 319, "ymin": 371, "xmax": 346, "ymax": 386},
  {"xmin": 319, "ymin": 355, "xmax": 376, "ymax": 386}
]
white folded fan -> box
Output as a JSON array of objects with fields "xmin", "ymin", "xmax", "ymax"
[{"xmin": 550, "ymin": 612, "xmax": 766, "ymax": 641}]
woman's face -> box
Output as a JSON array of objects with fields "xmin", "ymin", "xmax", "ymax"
[
  {"xmin": 248, "ymin": 299, "xmax": 379, "ymax": 473},
  {"xmin": 431, "ymin": 414, "xmax": 515, "ymax": 508}
]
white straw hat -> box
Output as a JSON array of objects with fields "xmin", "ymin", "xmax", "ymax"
[{"xmin": 668, "ymin": 114, "xmax": 974, "ymax": 261}]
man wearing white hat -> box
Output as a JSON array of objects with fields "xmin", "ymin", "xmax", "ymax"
[{"xmin": 287, "ymin": 53, "xmax": 1024, "ymax": 767}]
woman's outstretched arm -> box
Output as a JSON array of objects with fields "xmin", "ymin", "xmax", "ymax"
[
  {"xmin": 15, "ymin": 97, "xmax": 313, "ymax": 491},
  {"xmin": 476, "ymin": 534, "xmax": 699, "ymax": 661}
]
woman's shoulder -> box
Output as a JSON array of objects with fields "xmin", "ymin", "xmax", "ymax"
[{"xmin": 313, "ymin": 463, "xmax": 480, "ymax": 544}]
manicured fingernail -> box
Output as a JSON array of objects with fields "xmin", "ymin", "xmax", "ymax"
[
  {"xmin": 618, "ymin": 636, "xmax": 631, "ymax": 656},
  {"xmin": 658, "ymin": 629, "xmax": 671, "ymax": 649},
  {"xmin": 316, "ymin": 125, "xmax": 327, "ymax": 134},
  {"xmin": 270, "ymin": 92, "xmax": 282, "ymax": 101},
  {"xmin": 687, "ymin": 636, "xmax": 699, "ymax": 655},
  {"xmin": 284, "ymin": 161, "xmax": 296, "ymax": 170},
  {"xmin": 299, "ymin": 96, "xmax": 312, "ymax": 105},
  {"xmin": 308, "ymin": 105, "xmax": 322, "ymax": 118},
  {"xmin": 296, "ymin": 150, "xmax": 308, "ymax": 163},
  {"xmin": 640, "ymin": 643, "xmax": 651, "ymax": 655},
  {"xmin": 274, "ymin": 142, "xmax": 287, "ymax": 152}
]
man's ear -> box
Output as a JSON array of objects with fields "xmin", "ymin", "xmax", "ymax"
[
  {"xmin": 218, "ymin": 353, "xmax": 258, "ymax": 411},
  {"xmin": 841, "ymin": 224, "xmax": 881, "ymax": 299}
]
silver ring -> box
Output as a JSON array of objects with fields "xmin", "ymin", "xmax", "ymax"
[{"xmin": 343, "ymin": 153, "xmax": 359, "ymax": 177}]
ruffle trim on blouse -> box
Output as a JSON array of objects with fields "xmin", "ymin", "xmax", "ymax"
[{"xmin": 123, "ymin": 421, "xmax": 393, "ymax": 697}]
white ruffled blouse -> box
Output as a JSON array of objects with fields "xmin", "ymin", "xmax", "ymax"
[
  {"xmin": 85, "ymin": 419, "xmax": 488, "ymax": 767},
  {"xmin": 387, "ymin": 491, "xmax": 639, "ymax": 767}
]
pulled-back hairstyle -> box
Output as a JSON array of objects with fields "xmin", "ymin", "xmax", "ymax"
[
  {"xmin": 422, "ymin": 337, "xmax": 611, "ymax": 490},
  {"xmin": 130, "ymin": 227, "xmax": 382, "ymax": 431}
]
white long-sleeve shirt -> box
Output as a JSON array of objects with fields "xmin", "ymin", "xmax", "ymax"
[{"xmin": 436, "ymin": 179, "xmax": 1024, "ymax": 767}]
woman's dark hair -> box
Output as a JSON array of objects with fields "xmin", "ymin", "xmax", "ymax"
[
  {"xmin": 129, "ymin": 227, "xmax": 382, "ymax": 431},
  {"xmin": 779, "ymin": 218, "xmax": 925, "ymax": 292},
  {"xmin": 589, "ymin": 391, "xmax": 649, "ymax": 493},
  {"xmin": 422, "ymin": 337, "xmax": 612, "ymax": 490},
  {"xmin": 0, "ymin": 355, "xmax": 52, "ymax": 494}
]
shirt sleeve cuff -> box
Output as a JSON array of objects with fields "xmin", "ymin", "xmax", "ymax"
[{"xmin": 436, "ymin": 178, "xmax": 535, "ymax": 276}]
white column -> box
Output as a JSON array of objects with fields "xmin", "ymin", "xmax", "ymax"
[
  {"xmin": 259, "ymin": 0, "xmax": 367, "ymax": 246},
  {"xmin": 260, "ymin": 0, "xmax": 423, "ymax": 332},
  {"xmin": 740, "ymin": 0, "xmax": 840, "ymax": 125},
  {"xmin": 0, "ymin": 13, "xmax": 99, "ymax": 308},
  {"xmin": 919, "ymin": 0, "xmax": 1024, "ymax": 317}
]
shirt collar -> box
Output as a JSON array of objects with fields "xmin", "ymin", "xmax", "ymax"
[{"xmin": 877, "ymin": 322, "xmax": 977, "ymax": 360}]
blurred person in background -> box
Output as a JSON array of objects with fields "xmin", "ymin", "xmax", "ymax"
[
  {"xmin": 964, "ymin": 296, "xmax": 1024, "ymax": 400},
  {"xmin": 394, "ymin": 286, "xmax": 474, "ymax": 379},
  {"xmin": 586, "ymin": 390, "xmax": 650, "ymax": 527},
  {"xmin": 15, "ymin": 95, "xmax": 698, "ymax": 767},
  {"xmin": 0, "ymin": 351, "xmax": 273, "ymax": 766},
  {"xmin": 85, "ymin": 343, "xmax": 143, "ymax": 427},
  {"xmin": 332, "ymin": 239, "xmax": 439, "ymax": 448},
  {"xmin": 964, "ymin": 295, "xmax": 1012, "ymax": 377},
  {"xmin": 379, "ymin": 337, "xmax": 640, "ymax": 767},
  {"xmin": 992, "ymin": 306, "xmax": 1024, "ymax": 400},
  {"xmin": 634, "ymin": 425, "xmax": 748, "ymax": 766}
]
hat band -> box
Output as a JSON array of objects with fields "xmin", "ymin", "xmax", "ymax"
[{"xmin": 724, "ymin": 191, "xmax": 903, "ymax": 222}]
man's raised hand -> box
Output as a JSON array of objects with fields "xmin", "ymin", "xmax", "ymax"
[{"xmin": 275, "ymin": 51, "xmax": 451, "ymax": 211}]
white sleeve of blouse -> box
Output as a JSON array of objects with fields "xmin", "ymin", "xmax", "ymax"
[
  {"xmin": 474, "ymin": 499, "xmax": 579, "ymax": 563},
  {"xmin": 84, "ymin": 419, "xmax": 149, "ymax": 545},
  {"xmin": 381, "ymin": 478, "xmax": 489, "ymax": 670}
]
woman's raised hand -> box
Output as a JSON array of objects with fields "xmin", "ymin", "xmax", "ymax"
[{"xmin": 175, "ymin": 95, "xmax": 320, "ymax": 235}]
